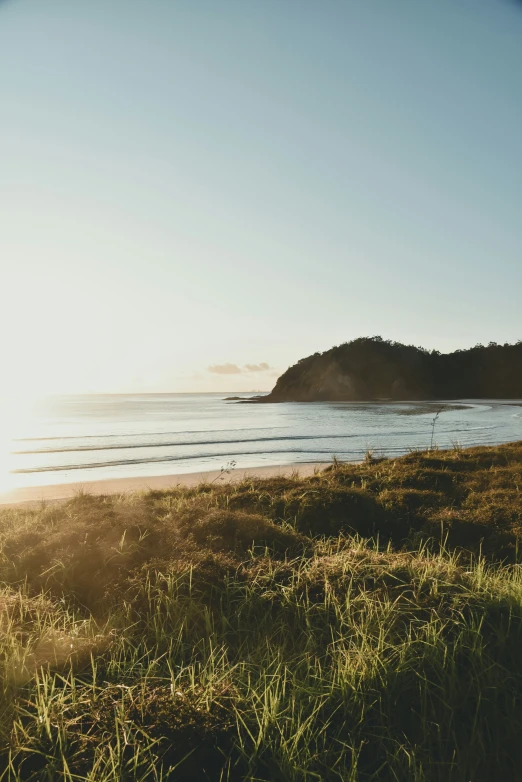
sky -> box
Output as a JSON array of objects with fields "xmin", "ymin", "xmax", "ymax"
[{"xmin": 1, "ymin": 0, "xmax": 521, "ymax": 396}]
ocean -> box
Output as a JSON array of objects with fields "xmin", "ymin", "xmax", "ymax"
[{"xmin": 1, "ymin": 394, "xmax": 521, "ymax": 493}]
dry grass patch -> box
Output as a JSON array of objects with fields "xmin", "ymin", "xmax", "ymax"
[{"xmin": 0, "ymin": 442, "xmax": 521, "ymax": 780}]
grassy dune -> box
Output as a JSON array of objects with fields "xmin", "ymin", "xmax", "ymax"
[{"xmin": 0, "ymin": 442, "xmax": 522, "ymax": 780}]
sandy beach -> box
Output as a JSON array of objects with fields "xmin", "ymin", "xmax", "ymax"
[{"xmin": 0, "ymin": 463, "xmax": 333, "ymax": 508}]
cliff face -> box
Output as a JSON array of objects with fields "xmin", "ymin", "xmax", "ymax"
[{"xmin": 263, "ymin": 338, "xmax": 522, "ymax": 402}]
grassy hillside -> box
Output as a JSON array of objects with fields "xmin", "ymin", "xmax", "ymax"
[{"xmin": 1, "ymin": 442, "xmax": 522, "ymax": 780}]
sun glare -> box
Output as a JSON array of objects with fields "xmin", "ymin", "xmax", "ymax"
[
  {"xmin": 0, "ymin": 272, "xmax": 114, "ymax": 398},
  {"xmin": 0, "ymin": 400, "xmax": 19, "ymax": 495},
  {"xmin": 0, "ymin": 395, "xmax": 40, "ymax": 497}
]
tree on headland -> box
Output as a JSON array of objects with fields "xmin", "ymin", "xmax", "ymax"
[{"xmin": 263, "ymin": 337, "xmax": 522, "ymax": 402}]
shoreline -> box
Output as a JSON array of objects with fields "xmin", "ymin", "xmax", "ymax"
[{"xmin": 0, "ymin": 463, "xmax": 333, "ymax": 508}]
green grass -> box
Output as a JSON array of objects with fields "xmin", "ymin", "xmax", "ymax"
[{"xmin": 0, "ymin": 442, "xmax": 522, "ymax": 780}]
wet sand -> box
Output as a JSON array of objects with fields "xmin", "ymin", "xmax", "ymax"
[{"xmin": 0, "ymin": 463, "xmax": 333, "ymax": 508}]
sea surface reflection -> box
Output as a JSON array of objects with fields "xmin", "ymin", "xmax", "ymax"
[{"xmin": 1, "ymin": 394, "xmax": 521, "ymax": 491}]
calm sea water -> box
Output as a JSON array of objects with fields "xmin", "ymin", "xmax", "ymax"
[{"xmin": 2, "ymin": 394, "xmax": 522, "ymax": 490}]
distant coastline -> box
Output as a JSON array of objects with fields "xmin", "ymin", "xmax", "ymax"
[{"xmin": 256, "ymin": 337, "xmax": 522, "ymax": 403}]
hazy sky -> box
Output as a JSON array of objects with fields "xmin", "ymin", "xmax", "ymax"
[{"xmin": 1, "ymin": 0, "xmax": 521, "ymax": 395}]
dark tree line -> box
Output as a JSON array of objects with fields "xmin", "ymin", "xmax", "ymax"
[{"xmin": 266, "ymin": 338, "xmax": 522, "ymax": 401}]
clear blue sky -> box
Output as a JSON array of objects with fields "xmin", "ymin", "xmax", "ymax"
[{"xmin": 1, "ymin": 0, "xmax": 521, "ymax": 394}]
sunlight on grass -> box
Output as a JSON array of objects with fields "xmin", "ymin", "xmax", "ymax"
[{"xmin": 0, "ymin": 441, "xmax": 520, "ymax": 780}]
